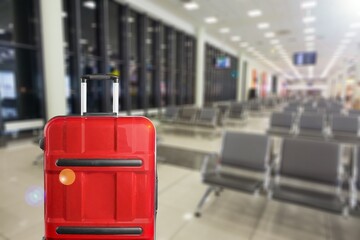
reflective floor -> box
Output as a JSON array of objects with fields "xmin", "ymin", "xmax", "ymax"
[{"xmin": 0, "ymin": 114, "xmax": 359, "ymax": 240}]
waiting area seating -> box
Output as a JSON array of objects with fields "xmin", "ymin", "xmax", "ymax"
[
  {"xmin": 160, "ymin": 106, "xmax": 179, "ymax": 123},
  {"xmin": 174, "ymin": 107, "xmax": 198, "ymax": 125},
  {"xmin": 196, "ymin": 108, "xmax": 219, "ymax": 128},
  {"xmin": 195, "ymin": 133, "xmax": 350, "ymax": 217},
  {"xmin": 160, "ymin": 106, "xmax": 219, "ymax": 129},
  {"xmin": 271, "ymin": 138, "xmax": 346, "ymax": 214},
  {"xmin": 223, "ymin": 103, "xmax": 247, "ymax": 124},
  {"xmin": 297, "ymin": 113, "xmax": 326, "ymax": 138},
  {"xmin": 195, "ymin": 132, "xmax": 272, "ymax": 217},
  {"xmin": 330, "ymin": 115, "xmax": 360, "ymax": 141},
  {"xmin": 267, "ymin": 112, "xmax": 296, "ymax": 136}
]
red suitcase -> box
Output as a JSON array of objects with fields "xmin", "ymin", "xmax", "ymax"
[{"xmin": 42, "ymin": 74, "xmax": 157, "ymax": 240}]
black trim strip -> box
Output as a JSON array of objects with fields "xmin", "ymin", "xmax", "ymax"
[
  {"xmin": 56, "ymin": 227, "xmax": 142, "ymax": 235},
  {"xmin": 56, "ymin": 159, "xmax": 142, "ymax": 167}
]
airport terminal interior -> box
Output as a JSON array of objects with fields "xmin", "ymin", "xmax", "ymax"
[{"xmin": 1, "ymin": 0, "xmax": 360, "ymax": 239}]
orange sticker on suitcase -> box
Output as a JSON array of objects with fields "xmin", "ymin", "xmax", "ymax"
[{"xmin": 59, "ymin": 169, "xmax": 76, "ymax": 185}]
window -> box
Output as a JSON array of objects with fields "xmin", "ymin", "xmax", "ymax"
[
  {"xmin": 0, "ymin": 0, "xmax": 44, "ymax": 122},
  {"xmin": 62, "ymin": 0, "xmax": 197, "ymax": 113},
  {"xmin": 205, "ymin": 44, "xmax": 238, "ymax": 104}
]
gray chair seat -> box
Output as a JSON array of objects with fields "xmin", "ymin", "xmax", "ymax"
[
  {"xmin": 273, "ymin": 185, "xmax": 344, "ymax": 214},
  {"xmin": 204, "ymin": 173, "xmax": 261, "ymax": 193}
]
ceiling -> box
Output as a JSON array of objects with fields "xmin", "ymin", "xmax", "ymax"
[{"xmin": 152, "ymin": 0, "xmax": 360, "ymax": 81}]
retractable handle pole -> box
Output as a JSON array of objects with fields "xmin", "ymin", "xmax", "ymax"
[{"xmin": 80, "ymin": 74, "xmax": 120, "ymax": 116}]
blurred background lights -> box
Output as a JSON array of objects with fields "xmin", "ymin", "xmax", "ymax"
[{"xmin": 25, "ymin": 186, "xmax": 44, "ymax": 206}]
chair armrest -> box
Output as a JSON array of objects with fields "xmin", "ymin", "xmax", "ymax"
[{"xmin": 200, "ymin": 152, "xmax": 219, "ymax": 179}]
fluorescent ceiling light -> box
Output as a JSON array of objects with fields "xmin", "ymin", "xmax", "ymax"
[
  {"xmin": 257, "ymin": 22, "xmax": 270, "ymax": 29},
  {"xmin": 305, "ymin": 35, "xmax": 315, "ymax": 41},
  {"xmin": 204, "ymin": 17, "xmax": 218, "ymax": 24},
  {"xmin": 304, "ymin": 28, "xmax": 315, "ymax": 34},
  {"xmin": 83, "ymin": 0, "xmax": 96, "ymax": 9},
  {"xmin": 301, "ymin": 1, "xmax": 317, "ymax": 9},
  {"xmin": 248, "ymin": 9, "xmax": 262, "ymax": 17},
  {"xmin": 265, "ymin": 32, "xmax": 275, "ymax": 38},
  {"xmin": 0, "ymin": 29, "xmax": 5, "ymax": 34},
  {"xmin": 270, "ymin": 39, "xmax": 279, "ymax": 44},
  {"xmin": 219, "ymin": 27, "xmax": 230, "ymax": 34},
  {"xmin": 303, "ymin": 16, "xmax": 316, "ymax": 23},
  {"xmin": 184, "ymin": 2, "xmax": 199, "ymax": 10},
  {"xmin": 240, "ymin": 42, "xmax": 249, "ymax": 47},
  {"xmin": 231, "ymin": 36, "xmax": 241, "ymax": 42},
  {"xmin": 350, "ymin": 22, "xmax": 360, "ymax": 29},
  {"xmin": 345, "ymin": 32, "xmax": 357, "ymax": 38}
]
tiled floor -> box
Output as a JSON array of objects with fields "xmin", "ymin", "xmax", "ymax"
[{"xmin": 0, "ymin": 114, "xmax": 359, "ymax": 240}]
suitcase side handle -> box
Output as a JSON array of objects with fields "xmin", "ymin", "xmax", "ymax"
[{"xmin": 80, "ymin": 74, "xmax": 119, "ymax": 116}]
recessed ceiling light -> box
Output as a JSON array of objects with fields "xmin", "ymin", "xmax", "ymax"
[
  {"xmin": 301, "ymin": 1, "xmax": 317, "ymax": 9},
  {"xmin": 240, "ymin": 42, "xmax": 249, "ymax": 47},
  {"xmin": 270, "ymin": 39, "xmax": 280, "ymax": 45},
  {"xmin": 204, "ymin": 17, "xmax": 218, "ymax": 24},
  {"xmin": 257, "ymin": 22, "xmax": 270, "ymax": 29},
  {"xmin": 265, "ymin": 32, "xmax": 275, "ymax": 38},
  {"xmin": 231, "ymin": 36, "xmax": 241, "ymax": 42},
  {"xmin": 345, "ymin": 32, "xmax": 357, "ymax": 38},
  {"xmin": 350, "ymin": 22, "xmax": 360, "ymax": 29},
  {"xmin": 248, "ymin": 9, "xmax": 262, "ymax": 17},
  {"xmin": 305, "ymin": 35, "xmax": 315, "ymax": 41},
  {"xmin": 219, "ymin": 27, "xmax": 230, "ymax": 34},
  {"xmin": 303, "ymin": 16, "xmax": 316, "ymax": 23},
  {"xmin": 83, "ymin": 0, "xmax": 96, "ymax": 9},
  {"xmin": 184, "ymin": 2, "xmax": 199, "ymax": 10},
  {"xmin": 304, "ymin": 28, "xmax": 315, "ymax": 34}
]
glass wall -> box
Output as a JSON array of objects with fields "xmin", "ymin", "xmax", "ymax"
[
  {"xmin": 204, "ymin": 44, "xmax": 238, "ymax": 104},
  {"xmin": 62, "ymin": 0, "xmax": 196, "ymax": 114},
  {"xmin": 0, "ymin": 0, "xmax": 44, "ymax": 122}
]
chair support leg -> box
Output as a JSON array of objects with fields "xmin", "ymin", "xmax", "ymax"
[{"xmin": 195, "ymin": 186, "xmax": 214, "ymax": 217}]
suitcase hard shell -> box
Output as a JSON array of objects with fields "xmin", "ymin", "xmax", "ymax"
[{"xmin": 42, "ymin": 75, "xmax": 157, "ymax": 240}]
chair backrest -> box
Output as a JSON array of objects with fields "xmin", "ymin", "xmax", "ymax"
[
  {"xmin": 299, "ymin": 113, "xmax": 325, "ymax": 131},
  {"xmin": 179, "ymin": 107, "xmax": 198, "ymax": 120},
  {"xmin": 230, "ymin": 103, "xmax": 244, "ymax": 113},
  {"xmin": 164, "ymin": 107, "xmax": 179, "ymax": 118},
  {"xmin": 221, "ymin": 132, "xmax": 269, "ymax": 171},
  {"xmin": 270, "ymin": 112, "xmax": 294, "ymax": 129},
  {"xmin": 198, "ymin": 108, "xmax": 217, "ymax": 122},
  {"xmin": 280, "ymin": 138, "xmax": 341, "ymax": 185},
  {"xmin": 331, "ymin": 115, "xmax": 359, "ymax": 134}
]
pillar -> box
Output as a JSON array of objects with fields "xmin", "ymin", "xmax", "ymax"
[
  {"xmin": 40, "ymin": 0, "xmax": 67, "ymax": 119},
  {"xmin": 195, "ymin": 27, "xmax": 205, "ymax": 107}
]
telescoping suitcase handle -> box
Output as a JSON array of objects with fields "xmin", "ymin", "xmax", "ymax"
[{"xmin": 80, "ymin": 74, "xmax": 119, "ymax": 116}]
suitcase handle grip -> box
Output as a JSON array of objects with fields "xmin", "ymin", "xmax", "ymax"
[
  {"xmin": 80, "ymin": 74, "xmax": 119, "ymax": 116},
  {"xmin": 81, "ymin": 74, "xmax": 119, "ymax": 82}
]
